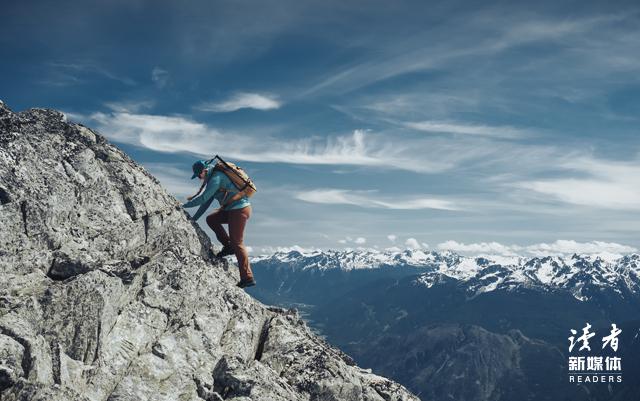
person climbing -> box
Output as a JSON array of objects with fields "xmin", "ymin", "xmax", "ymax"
[{"xmin": 182, "ymin": 158, "xmax": 256, "ymax": 288}]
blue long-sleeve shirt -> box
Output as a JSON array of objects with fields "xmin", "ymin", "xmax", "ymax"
[{"xmin": 182, "ymin": 167, "xmax": 250, "ymax": 220}]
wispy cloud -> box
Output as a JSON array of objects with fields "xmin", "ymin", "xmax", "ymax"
[
  {"xmin": 513, "ymin": 156, "xmax": 640, "ymax": 210},
  {"xmin": 294, "ymin": 188, "xmax": 460, "ymax": 211},
  {"xmin": 437, "ymin": 239, "xmax": 637, "ymax": 257},
  {"xmin": 479, "ymin": 14, "xmax": 625, "ymax": 54},
  {"xmin": 301, "ymin": 13, "xmax": 633, "ymax": 97},
  {"xmin": 43, "ymin": 61, "xmax": 136, "ymax": 86},
  {"xmin": 38, "ymin": 72, "xmax": 84, "ymax": 87},
  {"xmin": 84, "ymin": 111, "xmax": 219, "ymax": 154},
  {"xmin": 151, "ymin": 67, "xmax": 169, "ymax": 88},
  {"xmin": 358, "ymin": 93, "xmax": 481, "ymax": 118},
  {"xmin": 72, "ymin": 110, "xmax": 503, "ymax": 173},
  {"xmin": 104, "ymin": 100, "xmax": 155, "ymax": 113},
  {"xmin": 405, "ymin": 120, "xmax": 529, "ymax": 139},
  {"xmin": 196, "ymin": 92, "xmax": 281, "ymax": 112}
]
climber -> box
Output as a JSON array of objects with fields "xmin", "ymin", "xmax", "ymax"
[{"xmin": 182, "ymin": 159, "xmax": 256, "ymax": 289}]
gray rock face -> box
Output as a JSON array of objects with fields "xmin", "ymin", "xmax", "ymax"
[{"xmin": 0, "ymin": 102, "xmax": 419, "ymax": 401}]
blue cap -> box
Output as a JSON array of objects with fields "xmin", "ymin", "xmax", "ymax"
[{"xmin": 191, "ymin": 160, "xmax": 207, "ymax": 179}]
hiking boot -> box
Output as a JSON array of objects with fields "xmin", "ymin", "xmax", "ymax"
[
  {"xmin": 216, "ymin": 245, "xmax": 235, "ymax": 258},
  {"xmin": 236, "ymin": 278, "xmax": 256, "ymax": 288}
]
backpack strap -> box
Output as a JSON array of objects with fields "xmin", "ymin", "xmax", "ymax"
[{"xmin": 214, "ymin": 155, "xmax": 255, "ymax": 191}]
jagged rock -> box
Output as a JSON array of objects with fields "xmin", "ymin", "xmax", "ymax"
[
  {"xmin": 0, "ymin": 333, "xmax": 25, "ymax": 391},
  {"xmin": 0, "ymin": 102, "xmax": 419, "ymax": 401}
]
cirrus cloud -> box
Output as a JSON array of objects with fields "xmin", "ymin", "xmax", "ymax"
[
  {"xmin": 70, "ymin": 110, "xmax": 497, "ymax": 173},
  {"xmin": 405, "ymin": 120, "xmax": 530, "ymax": 139},
  {"xmin": 295, "ymin": 188, "xmax": 460, "ymax": 211},
  {"xmin": 513, "ymin": 156, "xmax": 640, "ymax": 210},
  {"xmin": 196, "ymin": 92, "xmax": 281, "ymax": 112}
]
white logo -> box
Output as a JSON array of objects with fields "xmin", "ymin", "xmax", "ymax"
[{"xmin": 567, "ymin": 323, "xmax": 622, "ymax": 384}]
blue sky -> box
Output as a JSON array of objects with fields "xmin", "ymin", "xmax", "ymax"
[{"xmin": 2, "ymin": 0, "xmax": 639, "ymax": 256}]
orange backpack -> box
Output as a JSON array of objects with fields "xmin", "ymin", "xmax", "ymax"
[{"xmin": 211, "ymin": 155, "xmax": 257, "ymax": 206}]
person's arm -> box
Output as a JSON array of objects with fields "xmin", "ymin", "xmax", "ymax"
[
  {"xmin": 191, "ymin": 196, "xmax": 216, "ymax": 221},
  {"xmin": 182, "ymin": 174, "xmax": 220, "ymax": 214}
]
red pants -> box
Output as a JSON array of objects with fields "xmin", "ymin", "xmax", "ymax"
[{"xmin": 206, "ymin": 206, "xmax": 253, "ymax": 281}]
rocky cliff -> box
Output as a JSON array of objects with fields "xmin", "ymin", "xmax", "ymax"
[{"xmin": 0, "ymin": 101, "xmax": 419, "ymax": 401}]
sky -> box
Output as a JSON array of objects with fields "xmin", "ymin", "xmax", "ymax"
[{"xmin": 1, "ymin": 0, "xmax": 639, "ymax": 256}]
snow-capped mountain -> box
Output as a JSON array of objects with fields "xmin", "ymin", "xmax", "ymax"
[
  {"xmin": 252, "ymin": 248, "xmax": 463, "ymax": 270},
  {"xmin": 250, "ymin": 249, "xmax": 640, "ymax": 401},
  {"xmin": 252, "ymin": 249, "xmax": 640, "ymax": 301}
]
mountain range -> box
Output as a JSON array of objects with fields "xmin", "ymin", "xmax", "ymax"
[
  {"xmin": 250, "ymin": 249, "xmax": 640, "ymax": 401},
  {"xmin": 253, "ymin": 249, "xmax": 640, "ymax": 301}
]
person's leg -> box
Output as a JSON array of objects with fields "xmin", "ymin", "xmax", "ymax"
[
  {"xmin": 228, "ymin": 206, "xmax": 253, "ymax": 281},
  {"xmin": 205, "ymin": 209, "xmax": 230, "ymax": 246}
]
